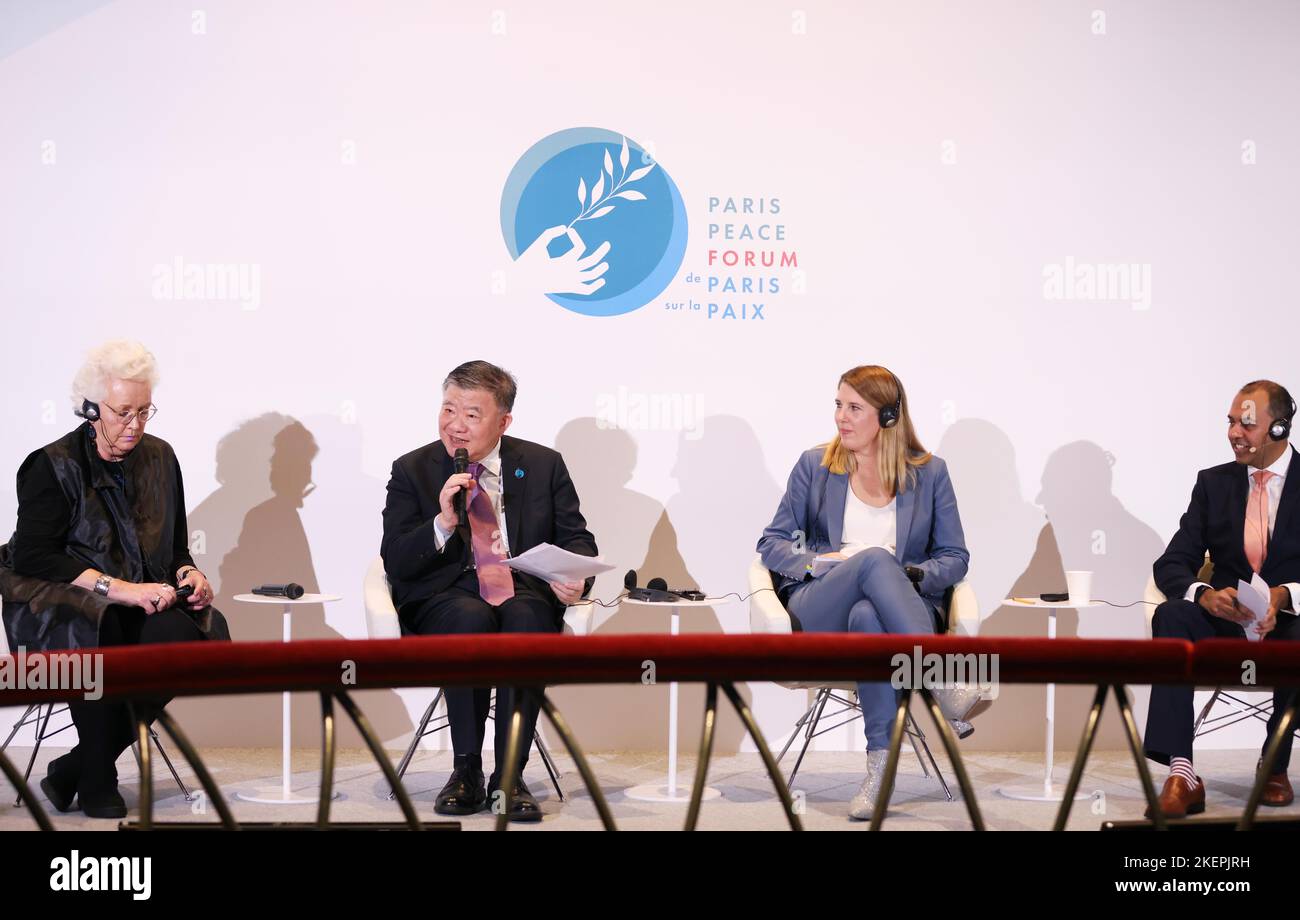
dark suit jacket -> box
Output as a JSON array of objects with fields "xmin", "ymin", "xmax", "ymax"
[
  {"xmin": 1154, "ymin": 450, "xmax": 1300, "ymax": 602},
  {"xmin": 380, "ymin": 435, "xmax": 598, "ymax": 617}
]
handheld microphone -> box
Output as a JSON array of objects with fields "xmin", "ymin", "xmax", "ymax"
[
  {"xmin": 453, "ymin": 447, "xmax": 469, "ymax": 528},
  {"xmin": 252, "ymin": 583, "xmax": 305, "ymax": 600}
]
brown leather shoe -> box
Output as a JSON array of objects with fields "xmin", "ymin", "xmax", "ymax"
[
  {"xmin": 1144, "ymin": 774, "xmax": 1205, "ymax": 819},
  {"xmin": 1261, "ymin": 772, "xmax": 1294, "ymax": 807}
]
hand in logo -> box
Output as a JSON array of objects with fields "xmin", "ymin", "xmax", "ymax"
[{"xmin": 509, "ymin": 225, "xmax": 610, "ymax": 296}]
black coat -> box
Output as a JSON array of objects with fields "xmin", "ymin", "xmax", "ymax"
[
  {"xmin": 0, "ymin": 424, "xmax": 229, "ymax": 652},
  {"xmin": 1154, "ymin": 450, "xmax": 1300, "ymax": 600},
  {"xmin": 380, "ymin": 435, "xmax": 598, "ymax": 617}
]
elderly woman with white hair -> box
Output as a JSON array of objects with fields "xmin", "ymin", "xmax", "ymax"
[{"xmin": 0, "ymin": 340, "xmax": 229, "ymax": 819}]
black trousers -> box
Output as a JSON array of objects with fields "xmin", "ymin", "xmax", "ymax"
[
  {"xmin": 56, "ymin": 606, "xmax": 207, "ymax": 795},
  {"xmin": 402, "ymin": 570, "xmax": 560, "ymax": 777},
  {"xmin": 1145, "ymin": 599, "xmax": 1300, "ymax": 768}
]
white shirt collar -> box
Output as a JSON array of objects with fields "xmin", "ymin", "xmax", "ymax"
[
  {"xmin": 1255, "ymin": 443, "xmax": 1293, "ymax": 481},
  {"xmin": 476, "ymin": 439, "xmax": 502, "ymax": 478}
]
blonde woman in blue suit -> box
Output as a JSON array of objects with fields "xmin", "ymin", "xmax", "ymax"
[{"xmin": 757, "ymin": 364, "xmax": 974, "ymax": 819}]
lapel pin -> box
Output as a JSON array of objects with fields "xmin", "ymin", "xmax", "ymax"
[{"xmin": 515, "ymin": 468, "xmax": 525, "ymax": 479}]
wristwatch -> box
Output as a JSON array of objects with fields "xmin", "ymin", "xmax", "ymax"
[
  {"xmin": 177, "ymin": 566, "xmax": 198, "ymax": 581},
  {"xmin": 93, "ymin": 573, "xmax": 112, "ymax": 597}
]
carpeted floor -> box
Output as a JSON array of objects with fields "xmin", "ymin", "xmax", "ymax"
[{"xmin": 2, "ymin": 745, "xmax": 1290, "ymax": 830}]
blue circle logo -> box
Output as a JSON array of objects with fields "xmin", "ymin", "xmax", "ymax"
[{"xmin": 500, "ymin": 128, "xmax": 688, "ymax": 317}]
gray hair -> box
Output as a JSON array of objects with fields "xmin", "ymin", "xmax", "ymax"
[
  {"xmin": 70, "ymin": 339, "xmax": 159, "ymax": 412},
  {"xmin": 442, "ymin": 360, "xmax": 517, "ymax": 413}
]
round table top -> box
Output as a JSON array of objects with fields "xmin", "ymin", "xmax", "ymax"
[
  {"xmin": 232, "ymin": 593, "xmax": 342, "ymax": 605},
  {"xmin": 622, "ymin": 595, "xmax": 734, "ymax": 607},
  {"xmin": 1004, "ymin": 597, "xmax": 1107, "ymax": 610}
]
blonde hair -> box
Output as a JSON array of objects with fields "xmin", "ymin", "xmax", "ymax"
[
  {"xmin": 820, "ymin": 365, "xmax": 931, "ymax": 495},
  {"xmin": 70, "ymin": 339, "xmax": 159, "ymax": 412}
]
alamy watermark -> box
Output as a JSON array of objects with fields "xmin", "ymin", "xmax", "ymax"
[
  {"xmin": 890, "ymin": 645, "xmax": 999, "ymax": 699},
  {"xmin": 1042, "ymin": 257, "xmax": 1151, "ymax": 310},
  {"xmin": 595, "ymin": 386, "xmax": 703, "ymax": 439},
  {"xmin": 0, "ymin": 647, "xmax": 103, "ymax": 700},
  {"xmin": 151, "ymin": 257, "xmax": 261, "ymax": 310}
]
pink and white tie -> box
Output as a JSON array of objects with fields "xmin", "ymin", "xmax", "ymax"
[
  {"xmin": 467, "ymin": 462, "xmax": 515, "ymax": 605},
  {"xmin": 1244, "ymin": 469, "xmax": 1275, "ymax": 573}
]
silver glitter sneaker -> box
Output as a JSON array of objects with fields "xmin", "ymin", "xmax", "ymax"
[{"xmin": 848, "ymin": 750, "xmax": 892, "ymax": 820}]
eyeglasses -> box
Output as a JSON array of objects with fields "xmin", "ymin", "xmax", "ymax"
[{"xmin": 101, "ymin": 403, "xmax": 158, "ymax": 425}]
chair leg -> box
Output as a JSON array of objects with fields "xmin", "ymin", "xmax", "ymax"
[
  {"xmin": 905, "ymin": 712, "xmax": 931, "ymax": 778},
  {"xmin": 907, "ymin": 714, "xmax": 954, "ymax": 802},
  {"xmin": 1, "ymin": 704, "xmax": 39, "ymax": 754},
  {"xmin": 776, "ymin": 694, "xmax": 821, "ymax": 765},
  {"xmin": 532, "ymin": 730, "xmax": 565, "ymax": 801},
  {"xmin": 388, "ymin": 690, "xmax": 443, "ymax": 800},
  {"xmin": 786, "ymin": 689, "xmax": 831, "ymax": 793},
  {"xmin": 14, "ymin": 704, "xmax": 54, "ymax": 808},
  {"xmin": 150, "ymin": 728, "xmax": 194, "ymax": 801},
  {"xmin": 1192, "ymin": 687, "xmax": 1221, "ymax": 737}
]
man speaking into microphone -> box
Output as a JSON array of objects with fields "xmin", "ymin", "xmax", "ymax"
[{"xmin": 380, "ymin": 360, "xmax": 597, "ymax": 821}]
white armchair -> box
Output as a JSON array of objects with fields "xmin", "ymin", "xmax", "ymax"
[
  {"xmin": 363, "ymin": 556, "xmax": 595, "ymax": 800},
  {"xmin": 747, "ymin": 553, "xmax": 981, "ymax": 796}
]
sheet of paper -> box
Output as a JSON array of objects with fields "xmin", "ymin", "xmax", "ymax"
[
  {"xmin": 811, "ymin": 555, "xmax": 843, "ymax": 578},
  {"xmin": 1235, "ymin": 573, "xmax": 1271, "ymax": 641},
  {"xmin": 503, "ymin": 543, "xmax": 615, "ymax": 583}
]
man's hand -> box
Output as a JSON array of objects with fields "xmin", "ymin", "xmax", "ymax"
[
  {"xmin": 1258, "ymin": 586, "xmax": 1293, "ymax": 638},
  {"xmin": 1199, "ymin": 586, "xmax": 1252, "ymax": 624},
  {"xmin": 436, "ymin": 472, "xmax": 476, "ymax": 532},
  {"xmin": 550, "ymin": 580, "xmax": 584, "ymax": 606}
]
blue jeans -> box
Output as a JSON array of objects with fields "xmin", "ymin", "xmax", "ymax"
[{"xmin": 786, "ymin": 548, "xmax": 937, "ymax": 750}]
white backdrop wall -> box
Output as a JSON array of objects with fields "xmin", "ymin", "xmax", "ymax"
[{"xmin": 2, "ymin": 0, "xmax": 1297, "ymax": 756}]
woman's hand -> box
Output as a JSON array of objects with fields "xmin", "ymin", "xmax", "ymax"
[
  {"xmin": 178, "ymin": 567, "xmax": 213, "ymax": 608},
  {"xmin": 118, "ymin": 581, "xmax": 179, "ymax": 614}
]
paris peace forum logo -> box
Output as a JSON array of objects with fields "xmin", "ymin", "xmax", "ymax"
[{"xmin": 500, "ymin": 127, "xmax": 688, "ymax": 317}]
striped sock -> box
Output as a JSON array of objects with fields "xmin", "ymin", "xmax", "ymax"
[{"xmin": 1170, "ymin": 756, "xmax": 1197, "ymax": 785}]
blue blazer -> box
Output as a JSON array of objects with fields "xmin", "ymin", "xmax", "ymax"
[{"xmin": 757, "ymin": 448, "xmax": 970, "ymax": 612}]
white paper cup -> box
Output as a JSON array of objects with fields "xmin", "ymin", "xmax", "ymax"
[{"xmin": 1066, "ymin": 571, "xmax": 1093, "ymax": 606}]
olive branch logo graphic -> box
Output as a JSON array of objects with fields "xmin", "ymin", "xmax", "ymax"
[{"xmin": 569, "ymin": 136, "xmax": 655, "ymax": 228}]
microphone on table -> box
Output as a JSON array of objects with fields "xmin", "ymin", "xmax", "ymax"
[
  {"xmin": 624, "ymin": 570, "xmax": 703, "ymax": 603},
  {"xmin": 453, "ymin": 447, "xmax": 470, "ymax": 528},
  {"xmin": 252, "ymin": 583, "xmax": 305, "ymax": 600}
]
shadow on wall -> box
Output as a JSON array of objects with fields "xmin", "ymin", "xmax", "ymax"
[
  {"xmin": 962, "ymin": 435, "xmax": 1164, "ymax": 754},
  {"xmin": 548, "ymin": 417, "xmax": 777, "ymax": 754},
  {"xmin": 177, "ymin": 414, "xmax": 411, "ymax": 749}
]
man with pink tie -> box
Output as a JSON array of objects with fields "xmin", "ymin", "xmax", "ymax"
[
  {"xmin": 1145, "ymin": 380, "xmax": 1300, "ymax": 817},
  {"xmin": 381, "ymin": 361, "xmax": 597, "ymax": 821}
]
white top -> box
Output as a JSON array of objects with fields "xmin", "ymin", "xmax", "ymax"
[{"xmin": 840, "ymin": 487, "xmax": 896, "ymax": 557}]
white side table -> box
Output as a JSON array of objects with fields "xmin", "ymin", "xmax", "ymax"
[
  {"xmin": 997, "ymin": 597, "xmax": 1106, "ymax": 802},
  {"xmin": 231, "ymin": 592, "xmax": 342, "ymax": 805},
  {"xmin": 621, "ymin": 596, "xmax": 732, "ymax": 804}
]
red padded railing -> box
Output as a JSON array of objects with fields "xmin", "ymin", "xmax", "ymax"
[
  {"xmin": 3, "ymin": 633, "xmax": 1297, "ymax": 832},
  {"xmin": 0, "ymin": 633, "xmax": 1196, "ymax": 705}
]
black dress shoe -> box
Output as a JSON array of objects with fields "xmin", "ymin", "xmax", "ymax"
[
  {"xmin": 79, "ymin": 787, "xmax": 127, "ymax": 820},
  {"xmin": 434, "ymin": 766, "xmax": 487, "ymax": 816},
  {"xmin": 487, "ymin": 776, "xmax": 543, "ymax": 823},
  {"xmin": 39, "ymin": 776, "xmax": 77, "ymax": 813}
]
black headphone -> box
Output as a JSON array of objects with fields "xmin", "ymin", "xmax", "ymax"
[
  {"xmin": 1269, "ymin": 387, "xmax": 1296, "ymax": 442},
  {"xmin": 877, "ymin": 371, "xmax": 903, "ymax": 429},
  {"xmin": 75, "ymin": 399, "xmax": 101, "ymax": 422}
]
